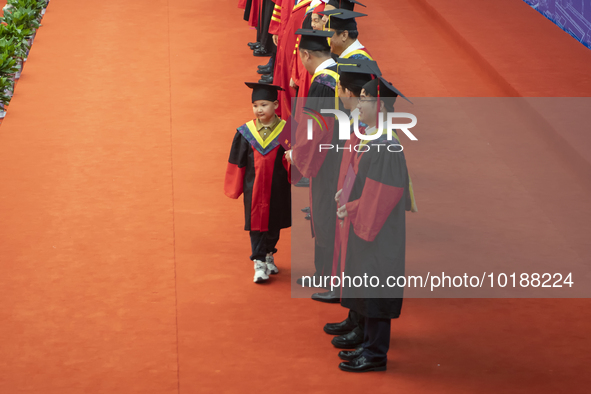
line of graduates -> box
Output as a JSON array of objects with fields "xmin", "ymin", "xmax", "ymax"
[{"xmin": 229, "ymin": 0, "xmax": 417, "ymax": 373}]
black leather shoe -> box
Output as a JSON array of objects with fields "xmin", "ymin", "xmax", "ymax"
[
  {"xmin": 304, "ymin": 213, "xmax": 311, "ymax": 220},
  {"xmin": 258, "ymin": 74, "xmax": 273, "ymax": 84},
  {"xmin": 295, "ymin": 177, "xmax": 310, "ymax": 187},
  {"xmin": 332, "ymin": 327, "xmax": 364, "ymax": 349},
  {"xmin": 248, "ymin": 42, "xmax": 261, "ymax": 49},
  {"xmin": 339, "ymin": 356, "xmax": 387, "ymax": 372},
  {"xmin": 324, "ymin": 318, "xmax": 356, "ymax": 335},
  {"xmin": 301, "ymin": 207, "xmax": 310, "ymax": 213},
  {"xmin": 258, "ymin": 61, "xmax": 272, "ymax": 69},
  {"xmin": 338, "ymin": 347, "xmax": 364, "ymax": 361},
  {"xmin": 253, "ymin": 47, "xmax": 272, "ymax": 57},
  {"xmin": 257, "ymin": 66, "xmax": 272, "ymax": 74},
  {"xmin": 312, "ymin": 290, "xmax": 340, "ymax": 304}
]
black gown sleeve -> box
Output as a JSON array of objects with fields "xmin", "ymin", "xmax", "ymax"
[
  {"xmin": 346, "ymin": 143, "xmax": 408, "ymax": 242},
  {"xmin": 292, "ymin": 82, "xmax": 337, "ymax": 178}
]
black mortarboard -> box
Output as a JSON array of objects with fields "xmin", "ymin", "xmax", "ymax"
[
  {"xmin": 296, "ymin": 29, "xmax": 334, "ymax": 51},
  {"xmin": 337, "ymin": 57, "xmax": 382, "ymax": 76},
  {"xmin": 245, "ymin": 82, "xmax": 284, "ymax": 102},
  {"xmin": 319, "ymin": 9, "xmax": 367, "ymax": 31},
  {"xmin": 337, "ymin": 58, "xmax": 380, "ymax": 90},
  {"xmin": 327, "ymin": 0, "xmax": 366, "ymax": 11},
  {"xmin": 362, "ymin": 77, "xmax": 412, "ymax": 104}
]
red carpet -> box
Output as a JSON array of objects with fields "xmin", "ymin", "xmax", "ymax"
[{"xmin": 0, "ymin": 0, "xmax": 590, "ymax": 392}]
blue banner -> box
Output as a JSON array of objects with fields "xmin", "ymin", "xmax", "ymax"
[{"xmin": 523, "ymin": 0, "xmax": 591, "ymax": 50}]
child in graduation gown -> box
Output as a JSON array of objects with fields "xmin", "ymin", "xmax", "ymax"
[{"xmin": 224, "ymin": 83, "xmax": 292, "ymax": 283}]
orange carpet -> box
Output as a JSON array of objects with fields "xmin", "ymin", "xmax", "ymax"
[{"xmin": 1, "ymin": 0, "xmax": 590, "ymax": 393}]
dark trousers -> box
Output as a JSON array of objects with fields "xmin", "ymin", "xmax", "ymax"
[
  {"xmin": 249, "ymin": 228, "xmax": 280, "ymax": 261},
  {"xmin": 257, "ymin": 0, "xmax": 277, "ymax": 54},
  {"xmin": 361, "ymin": 317, "xmax": 392, "ymax": 363},
  {"xmin": 348, "ymin": 309, "xmax": 364, "ymax": 331},
  {"xmin": 313, "ymin": 241, "xmax": 334, "ymax": 277},
  {"xmin": 243, "ymin": 0, "xmax": 252, "ymax": 22}
]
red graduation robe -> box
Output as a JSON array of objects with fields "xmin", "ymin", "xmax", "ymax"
[
  {"xmin": 269, "ymin": 0, "xmax": 290, "ymax": 35},
  {"xmin": 272, "ymin": 0, "xmax": 312, "ymax": 118}
]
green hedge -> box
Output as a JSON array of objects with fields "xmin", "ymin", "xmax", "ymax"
[{"xmin": 0, "ymin": 0, "xmax": 48, "ymax": 111}]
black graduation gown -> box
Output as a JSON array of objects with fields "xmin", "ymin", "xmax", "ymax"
[
  {"xmin": 224, "ymin": 120, "xmax": 292, "ymax": 232},
  {"xmin": 340, "ymin": 134, "xmax": 411, "ymax": 319},
  {"xmin": 292, "ymin": 64, "xmax": 342, "ymax": 275}
]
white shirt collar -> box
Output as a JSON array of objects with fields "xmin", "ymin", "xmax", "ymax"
[
  {"xmin": 341, "ymin": 39, "xmax": 364, "ymax": 58},
  {"xmin": 363, "ymin": 121, "xmax": 388, "ymax": 136},
  {"xmin": 314, "ymin": 58, "xmax": 337, "ymax": 75}
]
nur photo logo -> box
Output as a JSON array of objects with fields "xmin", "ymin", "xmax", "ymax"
[{"xmin": 302, "ymin": 107, "xmax": 418, "ymax": 152}]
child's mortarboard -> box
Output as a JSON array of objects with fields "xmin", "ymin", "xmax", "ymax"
[
  {"xmin": 245, "ymin": 82, "xmax": 284, "ymax": 102},
  {"xmin": 296, "ymin": 29, "xmax": 334, "ymax": 51},
  {"xmin": 319, "ymin": 9, "xmax": 367, "ymax": 31}
]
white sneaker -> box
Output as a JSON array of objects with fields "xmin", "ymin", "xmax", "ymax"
[
  {"xmin": 253, "ymin": 260, "xmax": 270, "ymax": 283},
  {"xmin": 266, "ymin": 253, "xmax": 279, "ymax": 274}
]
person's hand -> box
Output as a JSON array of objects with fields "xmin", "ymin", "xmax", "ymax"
[
  {"xmin": 290, "ymin": 78, "xmax": 298, "ymax": 89},
  {"xmin": 284, "ymin": 150, "xmax": 293, "ymax": 165},
  {"xmin": 335, "ymin": 189, "xmax": 342, "ymax": 204},
  {"xmin": 273, "ymin": 35, "xmax": 278, "ymax": 46},
  {"xmin": 337, "ymin": 204, "xmax": 348, "ymax": 220}
]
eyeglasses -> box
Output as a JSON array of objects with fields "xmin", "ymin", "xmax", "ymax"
[{"xmin": 358, "ymin": 98, "xmax": 376, "ymax": 103}]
